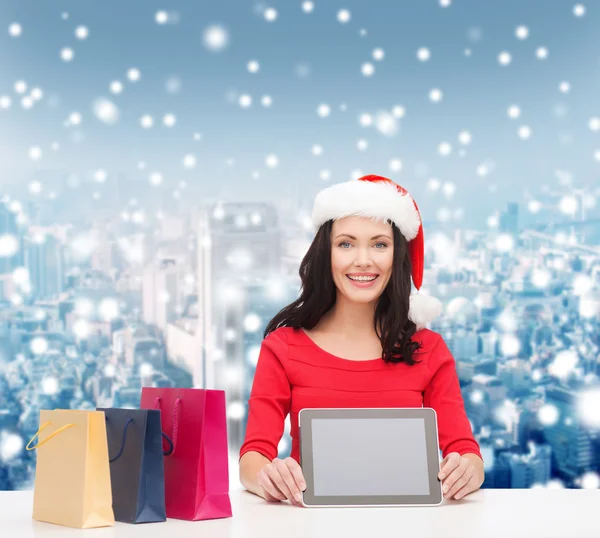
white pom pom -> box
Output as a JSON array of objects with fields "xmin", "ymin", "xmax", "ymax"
[{"xmin": 408, "ymin": 292, "xmax": 443, "ymax": 329}]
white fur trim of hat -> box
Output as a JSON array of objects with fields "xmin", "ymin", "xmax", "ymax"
[{"xmin": 311, "ymin": 179, "xmax": 421, "ymax": 241}]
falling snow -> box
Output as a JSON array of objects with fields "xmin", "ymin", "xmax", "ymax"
[{"xmin": 1, "ymin": 0, "xmax": 600, "ymax": 494}]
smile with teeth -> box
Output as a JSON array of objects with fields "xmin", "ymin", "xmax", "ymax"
[{"xmin": 347, "ymin": 275, "xmax": 378, "ymax": 281}]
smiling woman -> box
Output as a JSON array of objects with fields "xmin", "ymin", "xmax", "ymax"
[
  {"xmin": 262, "ymin": 175, "xmax": 442, "ymax": 365},
  {"xmin": 239, "ymin": 175, "xmax": 483, "ymax": 506},
  {"xmin": 262, "ymin": 213, "xmax": 420, "ymax": 365}
]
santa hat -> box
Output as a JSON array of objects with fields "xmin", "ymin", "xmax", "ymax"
[{"xmin": 311, "ymin": 174, "xmax": 442, "ymax": 329}]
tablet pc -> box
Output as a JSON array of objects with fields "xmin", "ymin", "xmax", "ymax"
[{"xmin": 299, "ymin": 408, "xmax": 443, "ymax": 507}]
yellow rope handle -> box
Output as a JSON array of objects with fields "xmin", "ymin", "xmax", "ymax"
[{"xmin": 26, "ymin": 421, "xmax": 76, "ymax": 451}]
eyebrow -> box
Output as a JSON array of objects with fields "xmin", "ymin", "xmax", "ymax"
[{"xmin": 334, "ymin": 234, "xmax": 392, "ymax": 240}]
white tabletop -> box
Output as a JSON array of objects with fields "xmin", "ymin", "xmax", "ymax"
[{"xmin": 1, "ymin": 488, "xmax": 599, "ymax": 538}]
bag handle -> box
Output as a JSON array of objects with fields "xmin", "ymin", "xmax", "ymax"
[
  {"xmin": 105, "ymin": 416, "xmax": 175, "ymax": 461},
  {"xmin": 162, "ymin": 431, "xmax": 174, "ymax": 455},
  {"xmin": 154, "ymin": 396, "xmax": 182, "ymax": 456},
  {"xmin": 106, "ymin": 417, "xmax": 134, "ymax": 463},
  {"xmin": 25, "ymin": 421, "xmax": 75, "ymax": 451}
]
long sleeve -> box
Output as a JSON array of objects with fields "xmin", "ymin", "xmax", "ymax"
[
  {"xmin": 423, "ymin": 335, "xmax": 483, "ymax": 462},
  {"xmin": 239, "ymin": 329, "xmax": 291, "ymax": 462}
]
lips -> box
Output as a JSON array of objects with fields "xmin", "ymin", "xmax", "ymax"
[
  {"xmin": 346, "ymin": 273, "xmax": 379, "ymax": 280},
  {"xmin": 346, "ymin": 274, "xmax": 379, "ymax": 288}
]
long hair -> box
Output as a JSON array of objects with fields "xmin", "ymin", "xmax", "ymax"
[{"xmin": 264, "ymin": 219, "xmax": 423, "ymax": 365}]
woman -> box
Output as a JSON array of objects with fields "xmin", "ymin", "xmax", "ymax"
[{"xmin": 239, "ymin": 175, "xmax": 484, "ymax": 506}]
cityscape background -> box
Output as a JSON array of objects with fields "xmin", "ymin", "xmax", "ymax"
[{"xmin": 1, "ymin": 0, "xmax": 600, "ymax": 492}]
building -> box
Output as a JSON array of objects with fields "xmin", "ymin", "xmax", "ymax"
[
  {"xmin": 161, "ymin": 215, "xmax": 188, "ymax": 241},
  {"xmin": 467, "ymin": 374, "xmax": 508, "ymax": 431},
  {"xmin": 498, "ymin": 358, "xmax": 531, "ymax": 392},
  {"xmin": 25, "ymin": 233, "xmax": 65, "ymax": 300},
  {"xmin": 490, "ymin": 451, "xmax": 513, "ymax": 488},
  {"xmin": 91, "ymin": 231, "xmax": 119, "ymax": 277},
  {"xmin": 122, "ymin": 334, "xmax": 164, "ymax": 370},
  {"xmin": 165, "ymin": 318, "xmax": 199, "ymax": 380},
  {"xmin": 457, "ymin": 354, "xmax": 497, "ymax": 384},
  {"xmin": 142, "ymin": 258, "xmax": 186, "ymax": 332},
  {"xmin": 500, "ymin": 202, "xmax": 519, "ymax": 237},
  {"xmin": 196, "ymin": 202, "xmax": 283, "ymax": 389},
  {"xmin": 479, "ymin": 329, "xmax": 499, "ymax": 356},
  {"xmin": 448, "ymin": 328, "xmax": 479, "ymax": 361},
  {"xmin": 214, "ymin": 276, "xmax": 298, "ymax": 453},
  {"xmin": 0, "ymin": 202, "xmax": 24, "ymax": 276},
  {"xmin": 509, "ymin": 444, "xmax": 552, "ymax": 488},
  {"xmin": 542, "ymin": 385, "xmax": 594, "ymax": 483},
  {"xmin": 472, "ymin": 374, "xmax": 507, "ymax": 404}
]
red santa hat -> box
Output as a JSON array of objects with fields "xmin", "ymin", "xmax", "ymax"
[{"xmin": 312, "ymin": 174, "xmax": 442, "ymax": 329}]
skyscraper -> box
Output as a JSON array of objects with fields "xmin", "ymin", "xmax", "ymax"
[
  {"xmin": 543, "ymin": 385, "xmax": 594, "ymax": 483},
  {"xmin": 509, "ymin": 444, "xmax": 552, "ymax": 488},
  {"xmin": 196, "ymin": 202, "xmax": 282, "ymax": 390},
  {"xmin": 195, "ymin": 202, "xmax": 288, "ymax": 450},
  {"xmin": 500, "ymin": 202, "xmax": 520, "ymax": 238},
  {"xmin": 142, "ymin": 257, "xmax": 185, "ymax": 332},
  {"xmin": 0, "ymin": 203, "xmax": 24, "ymax": 276},
  {"xmin": 25, "ymin": 234, "xmax": 65, "ymax": 299},
  {"xmin": 223, "ymin": 277, "xmax": 298, "ymax": 452}
]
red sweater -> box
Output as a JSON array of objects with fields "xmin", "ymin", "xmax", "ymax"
[{"xmin": 240, "ymin": 327, "xmax": 482, "ymax": 464}]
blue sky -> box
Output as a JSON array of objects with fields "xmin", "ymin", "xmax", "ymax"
[{"xmin": 1, "ymin": 0, "xmax": 599, "ymax": 228}]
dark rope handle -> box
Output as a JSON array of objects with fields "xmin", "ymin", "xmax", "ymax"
[
  {"xmin": 155, "ymin": 396, "xmax": 182, "ymax": 456},
  {"xmin": 108, "ymin": 417, "xmax": 134, "ymax": 463},
  {"xmin": 162, "ymin": 432, "xmax": 174, "ymax": 455},
  {"xmin": 106, "ymin": 416, "xmax": 174, "ymax": 458}
]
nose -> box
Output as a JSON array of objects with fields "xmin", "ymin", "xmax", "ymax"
[{"xmin": 353, "ymin": 248, "xmax": 372, "ymax": 267}]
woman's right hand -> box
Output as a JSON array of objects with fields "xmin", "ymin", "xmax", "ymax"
[{"xmin": 257, "ymin": 457, "xmax": 307, "ymax": 506}]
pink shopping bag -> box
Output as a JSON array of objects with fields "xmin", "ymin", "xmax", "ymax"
[{"xmin": 140, "ymin": 388, "xmax": 232, "ymax": 521}]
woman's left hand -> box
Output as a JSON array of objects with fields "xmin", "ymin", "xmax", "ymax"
[{"xmin": 438, "ymin": 452, "xmax": 483, "ymax": 500}]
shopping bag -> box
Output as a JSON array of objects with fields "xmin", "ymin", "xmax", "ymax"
[
  {"xmin": 140, "ymin": 387, "xmax": 232, "ymax": 521},
  {"xmin": 27, "ymin": 409, "xmax": 115, "ymax": 529},
  {"xmin": 98, "ymin": 408, "xmax": 169, "ymax": 524}
]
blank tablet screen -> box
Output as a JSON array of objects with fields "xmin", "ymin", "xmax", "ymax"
[{"xmin": 311, "ymin": 418, "xmax": 430, "ymax": 496}]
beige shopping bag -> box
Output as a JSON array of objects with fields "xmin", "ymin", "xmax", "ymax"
[{"xmin": 27, "ymin": 409, "xmax": 115, "ymax": 529}]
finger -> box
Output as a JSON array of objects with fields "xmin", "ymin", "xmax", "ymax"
[
  {"xmin": 257, "ymin": 469, "xmax": 285, "ymax": 501},
  {"xmin": 451, "ymin": 474, "xmax": 476, "ymax": 500},
  {"xmin": 267, "ymin": 460, "xmax": 296, "ymax": 502},
  {"xmin": 285, "ymin": 458, "xmax": 307, "ymax": 491},
  {"xmin": 275, "ymin": 459, "xmax": 303, "ymax": 503},
  {"xmin": 258, "ymin": 468, "xmax": 285, "ymax": 501},
  {"xmin": 446, "ymin": 469, "xmax": 474, "ymax": 499},
  {"xmin": 445, "ymin": 474, "xmax": 469, "ymax": 498},
  {"xmin": 259, "ymin": 484, "xmax": 282, "ymax": 503},
  {"xmin": 441, "ymin": 465, "xmax": 468, "ymax": 495},
  {"xmin": 439, "ymin": 453, "xmax": 460, "ymax": 479},
  {"xmin": 439, "ymin": 453, "xmax": 459, "ymax": 479}
]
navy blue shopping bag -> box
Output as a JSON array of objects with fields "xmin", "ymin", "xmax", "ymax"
[{"xmin": 98, "ymin": 408, "xmax": 172, "ymax": 524}]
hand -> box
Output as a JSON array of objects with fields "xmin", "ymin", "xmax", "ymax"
[
  {"xmin": 257, "ymin": 457, "xmax": 307, "ymax": 507},
  {"xmin": 438, "ymin": 452, "xmax": 482, "ymax": 500}
]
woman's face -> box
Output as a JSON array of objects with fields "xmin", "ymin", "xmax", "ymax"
[{"xmin": 330, "ymin": 216, "xmax": 394, "ymax": 305}]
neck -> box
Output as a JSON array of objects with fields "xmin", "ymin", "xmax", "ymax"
[{"xmin": 320, "ymin": 293, "xmax": 378, "ymax": 337}]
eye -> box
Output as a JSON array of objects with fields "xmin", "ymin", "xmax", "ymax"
[
  {"xmin": 339, "ymin": 241, "xmax": 352, "ymax": 248},
  {"xmin": 375, "ymin": 242, "xmax": 388, "ymax": 248}
]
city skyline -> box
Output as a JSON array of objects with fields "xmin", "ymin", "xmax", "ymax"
[{"xmin": 1, "ymin": 0, "xmax": 600, "ymax": 494}]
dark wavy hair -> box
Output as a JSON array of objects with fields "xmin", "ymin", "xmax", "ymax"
[{"xmin": 264, "ymin": 219, "xmax": 423, "ymax": 365}]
